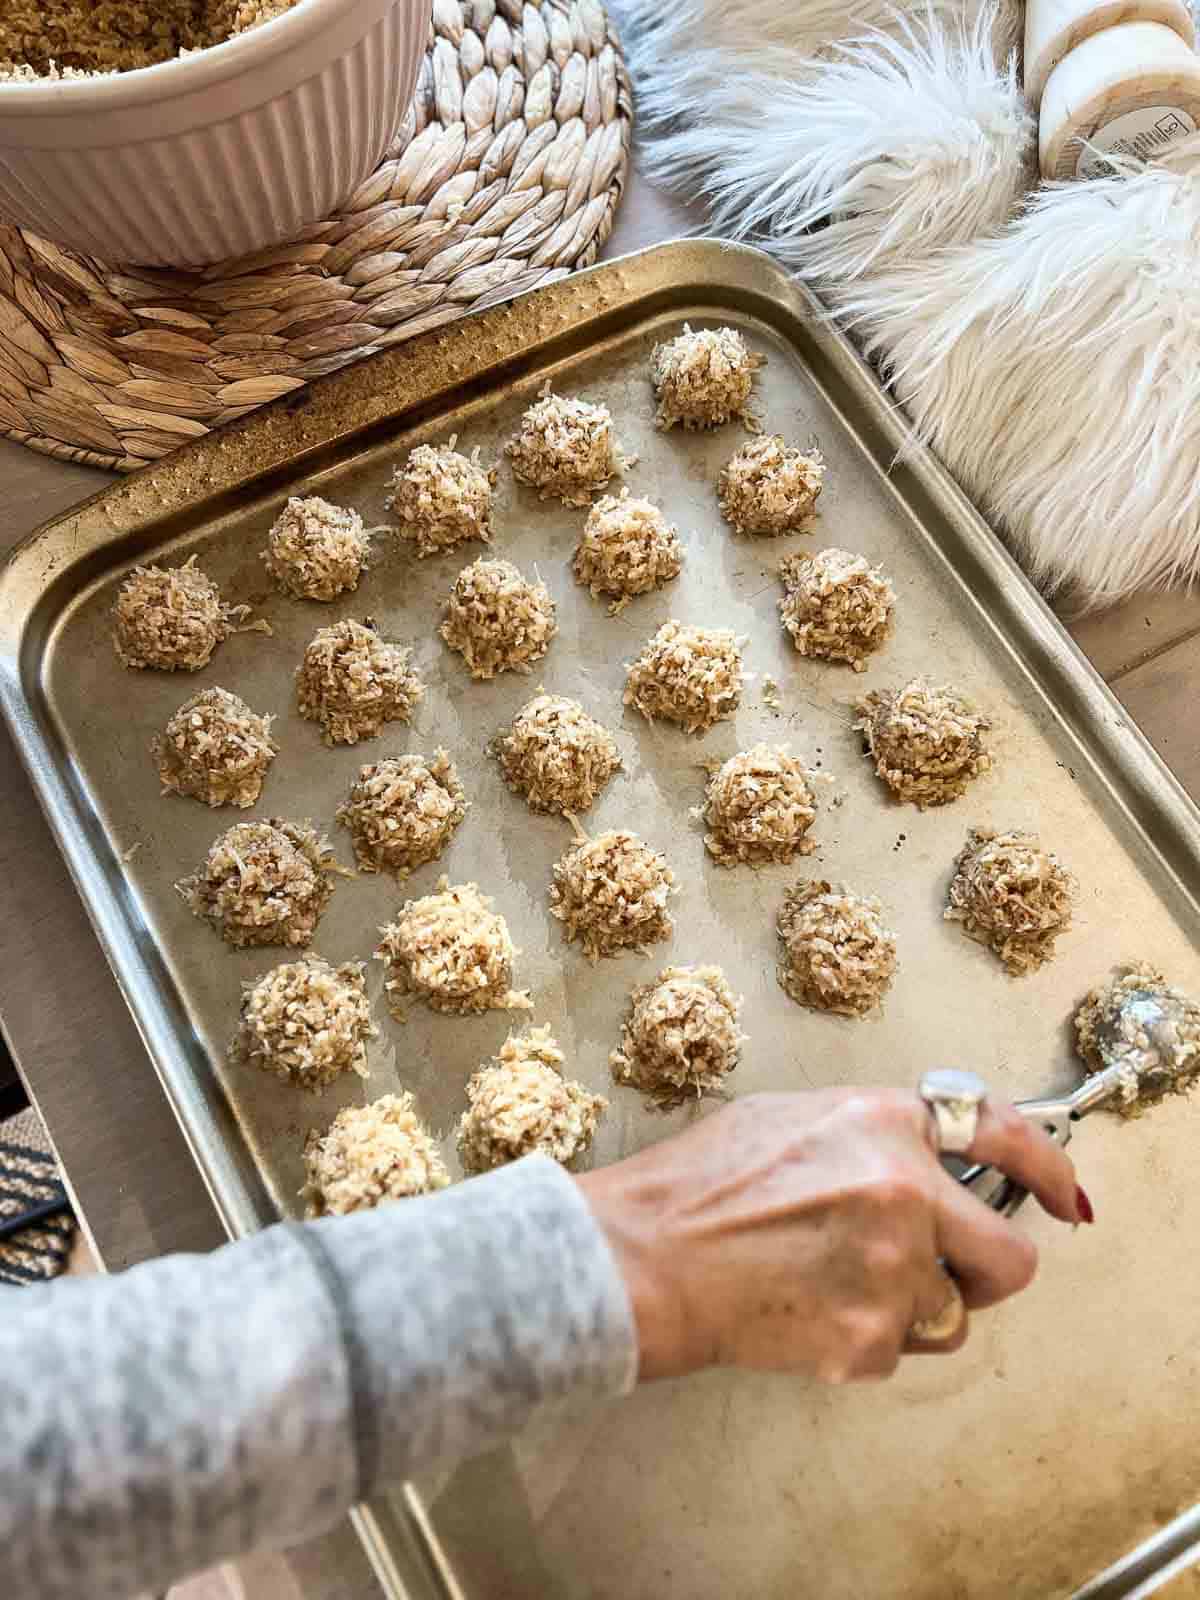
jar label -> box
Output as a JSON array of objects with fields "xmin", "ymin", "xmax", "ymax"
[{"xmin": 1077, "ymin": 105, "xmax": 1198, "ymax": 178}]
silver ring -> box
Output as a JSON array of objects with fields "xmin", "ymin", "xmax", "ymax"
[{"xmin": 918, "ymin": 1068, "xmax": 988, "ymax": 1156}]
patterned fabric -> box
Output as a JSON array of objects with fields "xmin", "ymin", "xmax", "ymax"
[
  {"xmin": 0, "ymin": 1154, "xmax": 636, "ymax": 1600},
  {"xmin": 0, "ymin": 1106, "xmax": 75, "ymax": 1286}
]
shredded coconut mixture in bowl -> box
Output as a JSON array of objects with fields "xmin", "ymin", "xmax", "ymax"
[
  {"xmin": 505, "ymin": 389, "xmax": 624, "ymax": 506},
  {"xmin": 856, "ymin": 676, "xmax": 991, "ymax": 808},
  {"xmin": 303, "ymin": 1092, "xmax": 448, "ymax": 1218},
  {"xmin": 296, "ymin": 618, "xmax": 424, "ymax": 746},
  {"xmin": 550, "ymin": 826, "xmax": 676, "ymax": 961},
  {"xmin": 177, "ymin": 817, "xmax": 339, "ymax": 948},
  {"xmin": 779, "ymin": 547, "xmax": 895, "ymax": 671},
  {"xmin": 572, "ymin": 490, "xmax": 684, "ymax": 614},
  {"xmin": 386, "ymin": 437, "xmax": 496, "ymax": 558},
  {"xmin": 945, "ymin": 827, "xmax": 1076, "ymax": 975},
  {"xmin": 624, "ymin": 620, "xmax": 747, "ymax": 735},
  {"xmin": 375, "ymin": 877, "xmax": 532, "ymax": 1020},
  {"xmin": 336, "ymin": 750, "xmax": 468, "ymax": 879},
  {"xmin": 492, "ymin": 692, "xmax": 622, "ymax": 816},
  {"xmin": 440, "ymin": 557, "xmax": 557, "ymax": 680},
  {"xmin": 0, "ymin": 1, "xmax": 301, "ymax": 78},
  {"xmin": 457, "ymin": 1025, "xmax": 607, "ymax": 1175},
  {"xmin": 651, "ymin": 323, "xmax": 764, "ymax": 432},
  {"xmin": 233, "ymin": 955, "xmax": 374, "ymax": 1091},
  {"xmin": 152, "ymin": 685, "xmax": 277, "ymax": 809},
  {"xmin": 697, "ymin": 744, "xmax": 818, "ymax": 867},
  {"xmin": 611, "ymin": 964, "xmax": 746, "ymax": 1109},
  {"xmin": 111, "ymin": 555, "xmax": 263, "ymax": 672},
  {"xmin": 777, "ymin": 880, "xmax": 898, "ymax": 1016},
  {"xmin": 719, "ymin": 435, "xmax": 825, "ymax": 535},
  {"xmin": 1075, "ymin": 963, "xmax": 1200, "ymax": 1115},
  {"xmin": 262, "ymin": 495, "xmax": 372, "ymax": 602}
]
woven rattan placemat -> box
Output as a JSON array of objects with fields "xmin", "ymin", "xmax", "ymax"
[{"xmin": 0, "ymin": 0, "xmax": 631, "ymax": 473}]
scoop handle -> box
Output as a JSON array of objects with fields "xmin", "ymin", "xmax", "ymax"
[
  {"xmin": 954, "ymin": 1082, "xmax": 1099, "ymax": 1215},
  {"xmin": 958, "ymin": 1164, "xmax": 1029, "ymax": 1217}
]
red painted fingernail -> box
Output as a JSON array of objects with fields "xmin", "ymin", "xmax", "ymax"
[{"xmin": 1075, "ymin": 1186, "xmax": 1095, "ymax": 1225}]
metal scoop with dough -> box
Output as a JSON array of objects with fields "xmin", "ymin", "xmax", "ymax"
[{"xmin": 960, "ymin": 986, "xmax": 1200, "ymax": 1216}]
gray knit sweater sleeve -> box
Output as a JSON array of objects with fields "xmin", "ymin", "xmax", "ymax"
[{"xmin": 0, "ymin": 1155, "xmax": 637, "ymax": 1600}]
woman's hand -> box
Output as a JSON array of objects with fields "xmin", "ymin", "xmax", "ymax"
[{"xmin": 577, "ymin": 1088, "xmax": 1084, "ymax": 1384}]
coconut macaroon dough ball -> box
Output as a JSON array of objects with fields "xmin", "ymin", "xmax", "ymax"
[
  {"xmin": 699, "ymin": 744, "xmax": 819, "ymax": 867},
  {"xmin": 261, "ymin": 495, "xmax": 372, "ymax": 601},
  {"xmin": 233, "ymin": 956, "xmax": 375, "ymax": 1091},
  {"xmin": 779, "ymin": 548, "xmax": 895, "ymax": 672},
  {"xmin": 945, "ymin": 827, "xmax": 1076, "ymax": 976},
  {"xmin": 457, "ymin": 1025, "xmax": 608, "ymax": 1175},
  {"xmin": 385, "ymin": 436, "xmax": 496, "ymax": 558},
  {"xmin": 493, "ymin": 692, "xmax": 622, "ymax": 816},
  {"xmin": 777, "ymin": 880, "xmax": 898, "ymax": 1016},
  {"xmin": 152, "ymin": 686, "xmax": 278, "ymax": 809},
  {"xmin": 550, "ymin": 827, "xmax": 676, "ymax": 962},
  {"xmin": 177, "ymin": 818, "xmax": 339, "ymax": 949},
  {"xmin": 573, "ymin": 489, "xmax": 685, "ymax": 614},
  {"xmin": 375, "ymin": 878, "xmax": 532, "ymax": 1020},
  {"xmin": 296, "ymin": 617, "xmax": 424, "ymax": 746},
  {"xmin": 336, "ymin": 750, "xmax": 468, "ymax": 879},
  {"xmin": 303, "ymin": 1093, "xmax": 449, "ymax": 1218},
  {"xmin": 719, "ymin": 435, "xmax": 825, "ymax": 536},
  {"xmin": 651, "ymin": 323, "xmax": 763, "ymax": 432},
  {"xmin": 856, "ymin": 676, "xmax": 991, "ymax": 808},
  {"xmin": 111, "ymin": 555, "xmax": 260, "ymax": 671},
  {"xmin": 505, "ymin": 388, "xmax": 623, "ymax": 506},
  {"xmin": 610, "ymin": 964, "xmax": 746, "ymax": 1109},
  {"xmin": 440, "ymin": 557, "xmax": 558, "ymax": 680},
  {"xmin": 624, "ymin": 620, "xmax": 747, "ymax": 735},
  {"xmin": 1075, "ymin": 963, "xmax": 1200, "ymax": 1114}
]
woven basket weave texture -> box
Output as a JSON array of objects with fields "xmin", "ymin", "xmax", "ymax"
[{"xmin": 0, "ymin": 0, "xmax": 632, "ymax": 473}]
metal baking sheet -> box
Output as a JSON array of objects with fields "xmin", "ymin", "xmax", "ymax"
[{"xmin": 4, "ymin": 241, "xmax": 1200, "ymax": 1600}]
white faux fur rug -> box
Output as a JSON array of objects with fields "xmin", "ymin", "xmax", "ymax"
[{"xmin": 614, "ymin": 0, "xmax": 1200, "ymax": 609}]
